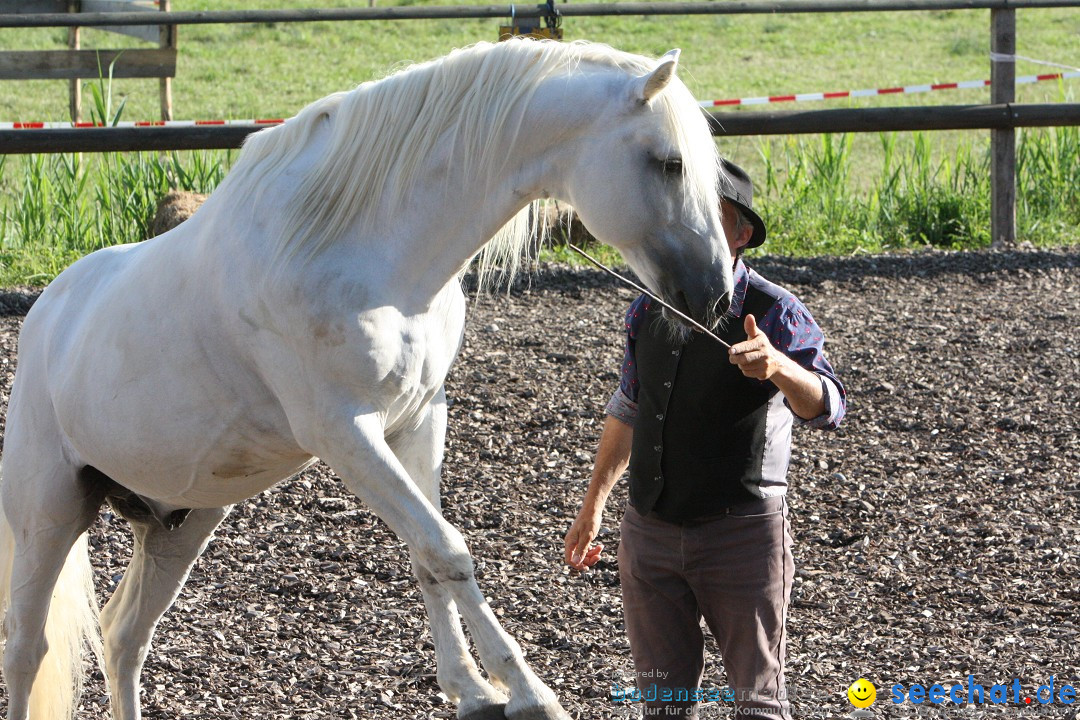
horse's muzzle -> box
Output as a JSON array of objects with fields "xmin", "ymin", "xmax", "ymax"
[{"xmin": 713, "ymin": 291, "xmax": 732, "ymax": 318}]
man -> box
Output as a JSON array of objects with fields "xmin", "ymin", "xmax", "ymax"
[{"xmin": 564, "ymin": 159, "xmax": 846, "ymax": 718}]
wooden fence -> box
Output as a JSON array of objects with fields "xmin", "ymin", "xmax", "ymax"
[
  {"xmin": 0, "ymin": 0, "xmax": 177, "ymax": 122},
  {"xmin": 2, "ymin": 0, "xmax": 1079, "ymax": 246}
]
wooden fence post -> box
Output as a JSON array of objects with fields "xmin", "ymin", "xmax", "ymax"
[
  {"xmin": 68, "ymin": 0, "xmax": 80, "ymax": 123},
  {"xmin": 160, "ymin": 0, "xmax": 173, "ymax": 120},
  {"xmin": 990, "ymin": 7, "xmax": 1016, "ymax": 247}
]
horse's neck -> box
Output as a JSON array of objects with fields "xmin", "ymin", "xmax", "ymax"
[
  {"xmin": 243, "ymin": 71, "xmax": 603, "ymax": 308},
  {"xmin": 338, "ymin": 101, "xmax": 585, "ymax": 301},
  {"xmin": 386, "ymin": 75, "xmax": 606, "ymax": 289}
]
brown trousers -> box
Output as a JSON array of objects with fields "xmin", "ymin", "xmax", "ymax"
[{"xmin": 617, "ymin": 496, "xmax": 794, "ymax": 719}]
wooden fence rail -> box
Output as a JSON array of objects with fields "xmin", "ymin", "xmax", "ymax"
[
  {"xmin": 0, "ymin": 48, "xmax": 175, "ymax": 80},
  {"xmin": 5, "ymin": 103, "xmax": 1077, "ymax": 154},
  {"xmin": 1, "ymin": 0, "xmax": 1077, "ymax": 27}
]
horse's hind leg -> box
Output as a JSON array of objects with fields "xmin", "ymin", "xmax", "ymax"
[
  {"xmin": 1, "ymin": 459, "xmax": 104, "ymax": 720},
  {"xmin": 390, "ymin": 393, "xmax": 508, "ymax": 720},
  {"xmin": 99, "ymin": 505, "xmax": 230, "ymax": 720}
]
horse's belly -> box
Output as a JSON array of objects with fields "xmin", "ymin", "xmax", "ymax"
[
  {"xmin": 77, "ymin": 423, "xmax": 317, "ymax": 509},
  {"xmin": 175, "ymin": 455, "xmax": 319, "ymax": 508},
  {"xmin": 51, "ymin": 343, "xmax": 312, "ymax": 507}
]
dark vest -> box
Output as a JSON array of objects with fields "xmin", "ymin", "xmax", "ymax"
[{"xmin": 628, "ymin": 286, "xmax": 779, "ymax": 522}]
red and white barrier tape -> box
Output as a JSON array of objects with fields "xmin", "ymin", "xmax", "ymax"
[
  {"xmin": 700, "ymin": 70, "xmax": 1079, "ymax": 108},
  {"xmin": 2, "ymin": 70, "xmax": 1077, "ymax": 128},
  {"xmin": 0, "ymin": 118, "xmax": 285, "ymax": 130}
]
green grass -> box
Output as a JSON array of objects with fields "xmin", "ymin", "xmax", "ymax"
[{"xmin": 1, "ymin": 1, "xmax": 1078, "ymax": 284}]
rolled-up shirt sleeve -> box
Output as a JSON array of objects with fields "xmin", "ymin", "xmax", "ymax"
[
  {"xmin": 606, "ymin": 295, "xmax": 651, "ymax": 427},
  {"xmin": 802, "ymin": 375, "xmax": 845, "ymax": 430},
  {"xmin": 761, "ymin": 296, "xmax": 846, "ymax": 430},
  {"xmin": 605, "ymin": 387, "xmax": 638, "ymax": 426}
]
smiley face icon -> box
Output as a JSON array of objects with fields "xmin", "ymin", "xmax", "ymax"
[{"xmin": 848, "ymin": 678, "xmax": 876, "ymax": 708}]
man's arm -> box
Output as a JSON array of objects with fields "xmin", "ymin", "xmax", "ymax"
[
  {"xmin": 728, "ymin": 313, "xmax": 827, "ymax": 420},
  {"xmin": 564, "ymin": 414, "xmax": 633, "ymax": 571}
]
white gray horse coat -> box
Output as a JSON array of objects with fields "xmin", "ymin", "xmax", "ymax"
[{"xmin": 0, "ymin": 39, "xmax": 733, "ymax": 720}]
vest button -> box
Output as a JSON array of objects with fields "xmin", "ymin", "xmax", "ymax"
[
  {"xmin": 654, "ymin": 445, "xmax": 662, "ymax": 452},
  {"xmin": 654, "ymin": 475, "xmax": 661, "ymax": 482},
  {"xmin": 663, "ymin": 381, "xmax": 672, "ymax": 388},
  {"xmin": 656, "ymin": 414, "xmax": 664, "ymax": 421},
  {"xmin": 671, "ymin": 349, "xmax": 680, "ymax": 356}
]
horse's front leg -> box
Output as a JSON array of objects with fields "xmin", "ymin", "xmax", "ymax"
[
  {"xmin": 389, "ymin": 391, "xmax": 509, "ymax": 720},
  {"xmin": 296, "ymin": 402, "xmax": 570, "ymax": 720},
  {"xmin": 410, "ymin": 558, "xmax": 510, "ymax": 720}
]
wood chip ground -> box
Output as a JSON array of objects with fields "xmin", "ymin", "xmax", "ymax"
[{"xmin": 0, "ymin": 247, "xmax": 1076, "ymax": 719}]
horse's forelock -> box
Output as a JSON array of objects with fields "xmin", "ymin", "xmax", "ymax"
[{"xmin": 658, "ymin": 81, "xmax": 721, "ymax": 225}]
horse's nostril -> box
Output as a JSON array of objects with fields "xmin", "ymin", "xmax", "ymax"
[{"xmin": 714, "ymin": 291, "xmax": 732, "ymax": 317}]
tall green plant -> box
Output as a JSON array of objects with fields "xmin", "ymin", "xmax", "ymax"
[
  {"xmin": 1017, "ymin": 124, "xmax": 1080, "ymax": 236},
  {"xmin": 0, "ymin": 151, "xmax": 231, "ymax": 286},
  {"xmin": 88, "ymin": 53, "xmax": 128, "ymax": 127},
  {"xmin": 751, "ymin": 128, "xmax": 1080, "ymax": 256},
  {"xmin": 882, "ymin": 132, "xmax": 989, "ymax": 248},
  {"xmin": 2, "ymin": 125, "xmax": 1077, "ymax": 287}
]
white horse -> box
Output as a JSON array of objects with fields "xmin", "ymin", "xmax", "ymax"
[{"xmin": 0, "ymin": 39, "xmax": 732, "ymax": 720}]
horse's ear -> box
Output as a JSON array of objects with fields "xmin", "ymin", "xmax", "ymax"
[{"xmin": 633, "ymin": 49, "xmax": 681, "ymax": 104}]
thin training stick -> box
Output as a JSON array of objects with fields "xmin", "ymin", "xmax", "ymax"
[{"xmin": 566, "ymin": 243, "xmax": 731, "ymax": 349}]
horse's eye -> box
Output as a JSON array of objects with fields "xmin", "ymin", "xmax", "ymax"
[{"xmin": 660, "ymin": 158, "xmax": 683, "ymax": 176}]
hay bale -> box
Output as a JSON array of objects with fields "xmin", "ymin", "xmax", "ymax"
[{"xmin": 149, "ymin": 190, "xmax": 207, "ymax": 238}]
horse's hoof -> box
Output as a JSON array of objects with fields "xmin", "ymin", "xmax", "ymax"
[
  {"xmin": 458, "ymin": 703, "xmax": 507, "ymax": 720},
  {"xmin": 504, "ymin": 702, "xmax": 572, "ymax": 720}
]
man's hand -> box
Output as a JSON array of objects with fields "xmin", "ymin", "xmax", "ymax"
[
  {"xmin": 564, "ymin": 506, "xmax": 605, "ymax": 572},
  {"xmin": 728, "ymin": 313, "xmax": 829, "ymax": 420},
  {"xmin": 728, "ymin": 314, "xmax": 782, "ymax": 380},
  {"xmin": 565, "ymin": 415, "xmax": 631, "ymax": 572}
]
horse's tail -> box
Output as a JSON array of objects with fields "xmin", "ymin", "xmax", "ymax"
[{"xmin": 0, "ymin": 460, "xmax": 103, "ymax": 720}]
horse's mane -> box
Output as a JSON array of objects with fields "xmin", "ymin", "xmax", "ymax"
[{"xmin": 223, "ymin": 39, "xmax": 718, "ymax": 286}]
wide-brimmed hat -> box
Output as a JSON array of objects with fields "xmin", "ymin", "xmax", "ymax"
[{"xmin": 719, "ymin": 158, "xmax": 767, "ymax": 248}]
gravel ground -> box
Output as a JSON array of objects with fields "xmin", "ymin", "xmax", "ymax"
[{"xmin": 0, "ymin": 246, "xmax": 1077, "ymax": 719}]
